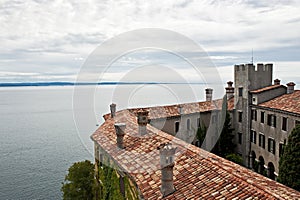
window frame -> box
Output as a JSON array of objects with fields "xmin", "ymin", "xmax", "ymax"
[
  {"xmin": 282, "ymin": 117, "xmax": 287, "ymax": 131},
  {"xmin": 238, "ymin": 111, "xmax": 243, "ymax": 123},
  {"xmin": 238, "ymin": 132, "xmax": 242, "ymax": 144},
  {"xmin": 261, "ymin": 112, "xmax": 265, "ymax": 123},
  {"xmin": 259, "ymin": 133, "xmax": 265, "ymax": 149},
  {"xmin": 175, "ymin": 121, "xmax": 180, "ymax": 133}
]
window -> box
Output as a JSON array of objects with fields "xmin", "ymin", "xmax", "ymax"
[
  {"xmin": 239, "ymin": 87, "xmax": 243, "ymax": 97},
  {"xmin": 251, "ymin": 109, "xmax": 257, "ymax": 121},
  {"xmin": 187, "ymin": 119, "xmax": 191, "ymax": 130},
  {"xmin": 268, "ymin": 138, "xmax": 276, "ymax": 154},
  {"xmin": 238, "ymin": 132, "xmax": 242, "ymax": 144},
  {"xmin": 238, "ymin": 112, "xmax": 243, "ymax": 123},
  {"xmin": 175, "ymin": 122, "xmax": 180, "ymax": 133},
  {"xmin": 282, "ymin": 117, "xmax": 287, "ymax": 131},
  {"xmin": 261, "ymin": 112, "xmax": 265, "ymax": 123},
  {"xmin": 259, "ymin": 134, "xmax": 265, "ymax": 148},
  {"xmin": 267, "ymin": 114, "xmax": 276, "ymax": 127},
  {"xmin": 279, "ymin": 143, "xmax": 284, "ymax": 157},
  {"xmin": 250, "ymin": 130, "xmax": 257, "ymax": 144}
]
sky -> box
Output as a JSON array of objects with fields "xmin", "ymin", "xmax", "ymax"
[{"xmin": 0, "ymin": 0, "xmax": 300, "ymax": 85}]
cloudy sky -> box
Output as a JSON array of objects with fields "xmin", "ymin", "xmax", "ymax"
[{"xmin": 0, "ymin": 0, "xmax": 300, "ymax": 85}]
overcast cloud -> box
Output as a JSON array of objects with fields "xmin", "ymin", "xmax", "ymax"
[{"xmin": 0, "ymin": 0, "xmax": 299, "ymax": 84}]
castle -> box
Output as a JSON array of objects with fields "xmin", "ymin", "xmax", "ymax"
[{"xmin": 91, "ymin": 63, "xmax": 300, "ymax": 199}]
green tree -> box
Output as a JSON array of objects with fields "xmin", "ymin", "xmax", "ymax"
[
  {"xmin": 98, "ymin": 164, "xmax": 124, "ymax": 200},
  {"xmin": 278, "ymin": 125, "xmax": 300, "ymax": 191},
  {"xmin": 212, "ymin": 111, "xmax": 236, "ymax": 157},
  {"xmin": 62, "ymin": 160, "xmax": 95, "ymax": 200},
  {"xmin": 225, "ymin": 153, "xmax": 243, "ymax": 165}
]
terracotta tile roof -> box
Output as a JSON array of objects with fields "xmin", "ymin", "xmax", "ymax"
[
  {"xmin": 259, "ymin": 90, "xmax": 300, "ymax": 115},
  {"xmin": 104, "ymin": 98, "xmax": 234, "ymax": 120},
  {"xmin": 250, "ymin": 84, "xmax": 286, "ymax": 94},
  {"xmin": 92, "ymin": 109, "xmax": 300, "ymax": 199}
]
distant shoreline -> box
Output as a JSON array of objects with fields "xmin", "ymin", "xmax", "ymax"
[{"xmin": 0, "ymin": 82, "xmax": 206, "ymax": 87}]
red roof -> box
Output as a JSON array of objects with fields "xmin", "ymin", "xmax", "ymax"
[
  {"xmin": 259, "ymin": 90, "xmax": 300, "ymax": 115},
  {"xmin": 92, "ymin": 109, "xmax": 300, "ymax": 199},
  {"xmin": 250, "ymin": 84, "xmax": 286, "ymax": 94},
  {"xmin": 104, "ymin": 98, "xmax": 234, "ymax": 120}
]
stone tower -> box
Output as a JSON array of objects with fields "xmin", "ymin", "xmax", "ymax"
[{"xmin": 233, "ymin": 63, "xmax": 273, "ymax": 167}]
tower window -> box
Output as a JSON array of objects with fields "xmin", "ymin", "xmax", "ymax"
[
  {"xmin": 238, "ymin": 87, "xmax": 243, "ymax": 97},
  {"xmin": 238, "ymin": 132, "xmax": 242, "ymax": 144},
  {"xmin": 238, "ymin": 112, "xmax": 243, "ymax": 123}
]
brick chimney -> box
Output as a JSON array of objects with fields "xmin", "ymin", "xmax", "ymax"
[
  {"xmin": 114, "ymin": 123, "xmax": 126, "ymax": 149},
  {"xmin": 205, "ymin": 88, "xmax": 213, "ymax": 101},
  {"xmin": 274, "ymin": 79, "xmax": 281, "ymax": 85},
  {"xmin": 158, "ymin": 143, "xmax": 177, "ymax": 197},
  {"xmin": 225, "ymin": 81, "xmax": 234, "ymax": 100},
  {"xmin": 137, "ymin": 110, "xmax": 149, "ymax": 136},
  {"xmin": 110, "ymin": 103, "xmax": 116, "ymax": 118},
  {"xmin": 287, "ymin": 82, "xmax": 296, "ymax": 94}
]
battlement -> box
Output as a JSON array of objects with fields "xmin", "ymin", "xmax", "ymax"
[
  {"xmin": 234, "ymin": 63, "xmax": 273, "ymax": 91},
  {"xmin": 235, "ymin": 63, "xmax": 273, "ymax": 72}
]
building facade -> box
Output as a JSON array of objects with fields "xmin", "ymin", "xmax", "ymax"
[{"xmin": 91, "ymin": 63, "xmax": 300, "ymax": 198}]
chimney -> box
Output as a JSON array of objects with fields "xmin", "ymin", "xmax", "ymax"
[
  {"xmin": 287, "ymin": 82, "xmax": 296, "ymax": 94},
  {"xmin": 205, "ymin": 88, "xmax": 213, "ymax": 101},
  {"xmin": 114, "ymin": 123, "xmax": 126, "ymax": 149},
  {"xmin": 225, "ymin": 81, "xmax": 234, "ymax": 100},
  {"xmin": 158, "ymin": 143, "xmax": 177, "ymax": 197},
  {"xmin": 110, "ymin": 103, "xmax": 116, "ymax": 118},
  {"xmin": 137, "ymin": 110, "xmax": 149, "ymax": 136},
  {"xmin": 274, "ymin": 79, "xmax": 281, "ymax": 85},
  {"xmin": 178, "ymin": 105, "xmax": 183, "ymax": 115}
]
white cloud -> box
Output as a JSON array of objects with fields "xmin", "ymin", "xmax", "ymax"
[{"xmin": 0, "ymin": 0, "xmax": 299, "ymax": 82}]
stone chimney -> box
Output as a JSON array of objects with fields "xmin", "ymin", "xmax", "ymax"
[
  {"xmin": 287, "ymin": 82, "xmax": 296, "ymax": 94},
  {"xmin": 205, "ymin": 88, "xmax": 213, "ymax": 101},
  {"xmin": 158, "ymin": 143, "xmax": 177, "ymax": 197},
  {"xmin": 178, "ymin": 105, "xmax": 183, "ymax": 115},
  {"xmin": 137, "ymin": 110, "xmax": 149, "ymax": 136},
  {"xmin": 114, "ymin": 123, "xmax": 126, "ymax": 149},
  {"xmin": 274, "ymin": 79, "xmax": 281, "ymax": 85},
  {"xmin": 225, "ymin": 81, "xmax": 234, "ymax": 100},
  {"xmin": 110, "ymin": 103, "xmax": 116, "ymax": 118}
]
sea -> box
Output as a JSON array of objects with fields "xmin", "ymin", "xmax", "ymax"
[{"xmin": 0, "ymin": 84, "xmax": 223, "ymax": 199}]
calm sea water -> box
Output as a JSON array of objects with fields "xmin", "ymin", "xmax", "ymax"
[{"xmin": 0, "ymin": 84, "xmax": 221, "ymax": 200}]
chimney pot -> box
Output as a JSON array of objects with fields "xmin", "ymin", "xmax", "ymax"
[
  {"xmin": 110, "ymin": 103, "xmax": 116, "ymax": 118},
  {"xmin": 287, "ymin": 82, "xmax": 296, "ymax": 94},
  {"xmin": 274, "ymin": 79, "xmax": 281, "ymax": 85},
  {"xmin": 158, "ymin": 143, "xmax": 176, "ymax": 197},
  {"xmin": 114, "ymin": 123, "xmax": 126, "ymax": 149},
  {"xmin": 225, "ymin": 81, "xmax": 234, "ymax": 100},
  {"xmin": 178, "ymin": 105, "xmax": 183, "ymax": 115},
  {"xmin": 137, "ymin": 110, "xmax": 149, "ymax": 136},
  {"xmin": 205, "ymin": 88, "xmax": 213, "ymax": 101}
]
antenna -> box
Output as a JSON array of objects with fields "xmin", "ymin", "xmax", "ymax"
[{"xmin": 251, "ymin": 49, "xmax": 254, "ymax": 64}]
